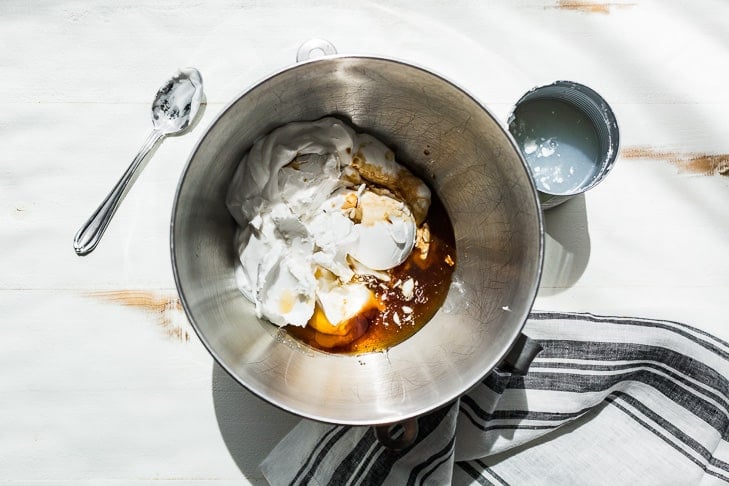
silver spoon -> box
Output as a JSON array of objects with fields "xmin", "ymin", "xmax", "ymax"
[{"xmin": 73, "ymin": 67, "xmax": 204, "ymax": 256}]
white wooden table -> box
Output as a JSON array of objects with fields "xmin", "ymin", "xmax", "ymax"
[{"xmin": 2, "ymin": 1, "xmax": 728, "ymax": 484}]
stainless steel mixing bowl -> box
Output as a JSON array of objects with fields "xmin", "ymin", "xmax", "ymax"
[{"xmin": 171, "ymin": 56, "xmax": 543, "ymax": 427}]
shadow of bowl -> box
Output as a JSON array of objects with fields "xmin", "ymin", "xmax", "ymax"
[{"xmin": 212, "ymin": 362, "xmax": 300, "ymax": 481}]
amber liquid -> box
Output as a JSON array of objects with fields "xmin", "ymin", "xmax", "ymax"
[{"xmin": 285, "ymin": 192, "xmax": 456, "ymax": 354}]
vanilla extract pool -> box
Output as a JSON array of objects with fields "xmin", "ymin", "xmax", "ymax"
[{"xmin": 286, "ymin": 192, "xmax": 456, "ymax": 354}]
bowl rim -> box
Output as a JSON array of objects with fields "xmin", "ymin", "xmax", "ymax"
[{"xmin": 169, "ymin": 54, "xmax": 545, "ymax": 426}]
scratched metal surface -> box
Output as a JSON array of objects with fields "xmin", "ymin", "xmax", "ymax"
[
  {"xmin": 1, "ymin": 1, "xmax": 728, "ymax": 484},
  {"xmin": 171, "ymin": 56, "xmax": 542, "ymax": 426}
]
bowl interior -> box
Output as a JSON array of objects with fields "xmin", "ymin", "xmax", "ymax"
[{"xmin": 171, "ymin": 56, "xmax": 543, "ymax": 425}]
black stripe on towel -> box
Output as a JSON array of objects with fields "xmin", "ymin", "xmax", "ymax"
[
  {"xmin": 345, "ymin": 428, "xmax": 392, "ymax": 486},
  {"xmin": 419, "ymin": 449, "xmax": 455, "ymax": 485},
  {"xmin": 328, "ymin": 428, "xmax": 379, "ymax": 484},
  {"xmin": 606, "ymin": 394, "xmax": 729, "ymax": 483},
  {"xmin": 289, "ymin": 425, "xmax": 348, "ymax": 486},
  {"xmin": 529, "ymin": 311, "xmax": 729, "ymax": 359},
  {"xmin": 358, "ymin": 402, "xmax": 456, "ymax": 486},
  {"xmin": 610, "ymin": 391, "xmax": 729, "ymax": 476},
  {"xmin": 535, "ymin": 340, "xmax": 728, "ymax": 398},
  {"xmin": 459, "ymin": 405, "xmax": 561, "ymax": 434},
  {"xmin": 532, "ymin": 359, "xmax": 728, "ymax": 411},
  {"xmin": 326, "ymin": 402, "xmax": 456, "ymax": 486},
  {"xmin": 406, "ymin": 432, "xmax": 455, "ymax": 486},
  {"xmin": 460, "ymin": 393, "xmax": 593, "ymax": 426},
  {"xmin": 474, "ymin": 459, "xmax": 510, "ymax": 486},
  {"xmin": 458, "ymin": 390, "xmax": 729, "ymax": 484},
  {"xmin": 511, "ymin": 368, "xmax": 728, "ymax": 438},
  {"xmin": 533, "ymin": 311, "xmax": 729, "ymax": 349},
  {"xmin": 457, "ymin": 461, "xmax": 499, "ymax": 486},
  {"xmin": 462, "ymin": 384, "xmax": 729, "ymax": 480},
  {"xmin": 476, "ymin": 459, "xmax": 509, "ymax": 486}
]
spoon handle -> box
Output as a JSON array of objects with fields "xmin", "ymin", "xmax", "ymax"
[{"xmin": 73, "ymin": 129, "xmax": 164, "ymax": 256}]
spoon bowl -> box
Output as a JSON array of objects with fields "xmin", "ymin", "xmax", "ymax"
[{"xmin": 152, "ymin": 68, "xmax": 203, "ymax": 134}]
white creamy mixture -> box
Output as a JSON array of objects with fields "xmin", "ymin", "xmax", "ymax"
[{"xmin": 226, "ymin": 117, "xmax": 431, "ymax": 330}]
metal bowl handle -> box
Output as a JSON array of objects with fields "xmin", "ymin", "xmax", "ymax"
[
  {"xmin": 296, "ymin": 39, "xmax": 337, "ymax": 62},
  {"xmin": 497, "ymin": 333, "xmax": 543, "ymax": 375},
  {"xmin": 375, "ymin": 419, "xmax": 419, "ymax": 450}
]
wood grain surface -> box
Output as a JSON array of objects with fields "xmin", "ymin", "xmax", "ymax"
[{"xmin": 2, "ymin": 1, "xmax": 728, "ymax": 484}]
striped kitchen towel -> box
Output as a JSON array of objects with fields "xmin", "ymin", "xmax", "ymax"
[{"xmin": 261, "ymin": 312, "xmax": 729, "ymax": 485}]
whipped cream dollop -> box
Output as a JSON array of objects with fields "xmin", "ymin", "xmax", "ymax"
[{"xmin": 226, "ymin": 117, "xmax": 431, "ymax": 329}]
